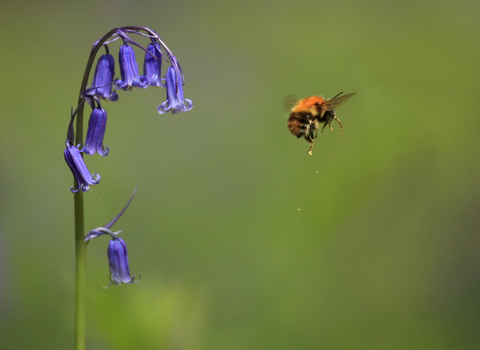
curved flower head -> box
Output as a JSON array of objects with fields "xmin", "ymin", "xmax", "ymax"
[
  {"xmin": 83, "ymin": 107, "xmax": 108, "ymax": 156},
  {"xmin": 64, "ymin": 144, "xmax": 101, "ymax": 192},
  {"xmin": 91, "ymin": 53, "xmax": 118, "ymax": 101},
  {"xmin": 108, "ymin": 237, "xmax": 139, "ymax": 285},
  {"xmin": 115, "ymin": 44, "xmax": 149, "ymax": 90},
  {"xmin": 144, "ymin": 43, "xmax": 164, "ymax": 87}
]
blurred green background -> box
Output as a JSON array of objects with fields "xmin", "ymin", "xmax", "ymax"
[{"xmin": 1, "ymin": 0, "xmax": 480, "ymax": 349}]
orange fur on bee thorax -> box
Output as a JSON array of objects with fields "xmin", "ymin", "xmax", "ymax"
[{"xmin": 293, "ymin": 96, "xmax": 325, "ymax": 111}]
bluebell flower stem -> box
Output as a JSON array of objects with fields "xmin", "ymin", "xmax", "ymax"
[
  {"xmin": 73, "ymin": 29, "xmax": 117, "ymax": 350},
  {"xmin": 74, "ymin": 191, "xmax": 86, "ymax": 350}
]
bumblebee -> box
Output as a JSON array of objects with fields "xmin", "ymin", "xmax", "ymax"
[{"xmin": 287, "ymin": 92, "xmax": 355, "ymax": 155}]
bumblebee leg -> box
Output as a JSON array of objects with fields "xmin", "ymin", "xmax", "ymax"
[
  {"xmin": 321, "ymin": 122, "xmax": 328, "ymax": 133},
  {"xmin": 333, "ymin": 116, "xmax": 343, "ymax": 134},
  {"xmin": 307, "ymin": 140, "xmax": 314, "ymax": 155},
  {"xmin": 328, "ymin": 121, "xmax": 334, "ymax": 132},
  {"xmin": 304, "ymin": 133, "xmax": 315, "ymax": 155}
]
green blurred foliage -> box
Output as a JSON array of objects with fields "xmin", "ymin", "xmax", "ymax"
[{"xmin": 1, "ymin": 0, "xmax": 480, "ymax": 349}]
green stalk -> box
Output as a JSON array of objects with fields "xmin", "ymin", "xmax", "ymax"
[
  {"xmin": 72, "ymin": 29, "xmax": 118, "ymax": 350},
  {"xmin": 74, "ymin": 191, "xmax": 86, "ymax": 350}
]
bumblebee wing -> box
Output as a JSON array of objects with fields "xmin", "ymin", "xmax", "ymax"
[
  {"xmin": 284, "ymin": 94, "xmax": 298, "ymax": 111},
  {"xmin": 323, "ymin": 93, "xmax": 356, "ymax": 111}
]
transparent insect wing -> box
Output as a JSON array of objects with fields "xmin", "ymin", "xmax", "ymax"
[{"xmin": 324, "ymin": 93, "xmax": 356, "ymax": 111}]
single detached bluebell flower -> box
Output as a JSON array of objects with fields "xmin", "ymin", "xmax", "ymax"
[
  {"xmin": 64, "ymin": 109, "xmax": 100, "ymax": 192},
  {"xmin": 108, "ymin": 237, "xmax": 139, "ymax": 285},
  {"xmin": 115, "ymin": 44, "xmax": 149, "ymax": 90},
  {"xmin": 158, "ymin": 66, "xmax": 193, "ymax": 114},
  {"xmin": 83, "ymin": 107, "xmax": 108, "ymax": 156},
  {"xmin": 91, "ymin": 52, "xmax": 118, "ymax": 101},
  {"xmin": 84, "ymin": 187, "xmax": 139, "ymax": 287},
  {"xmin": 64, "ymin": 144, "xmax": 101, "ymax": 192},
  {"xmin": 143, "ymin": 43, "xmax": 164, "ymax": 87}
]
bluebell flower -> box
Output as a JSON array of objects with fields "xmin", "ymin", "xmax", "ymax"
[
  {"xmin": 158, "ymin": 66, "xmax": 193, "ymax": 114},
  {"xmin": 108, "ymin": 237, "xmax": 139, "ymax": 285},
  {"xmin": 115, "ymin": 44, "xmax": 149, "ymax": 90},
  {"xmin": 84, "ymin": 188, "xmax": 139, "ymax": 286},
  {"xmin": 82, "ymin": 107, "xmax": 108, "ymax": 156},
  {"xmin": 91, "ymin": 52, "xmax": 118, "ymax": 101},
  {"xmin": 64, "ymin": 107, "xmax": 100, "ymax": 192},
  {"xmin": 144, "ymin": 43, "xmax": 165, "ymax": 87},
  {"xmin": 64, "ymin": 143, "xmax": 101, "ymax": 192}
]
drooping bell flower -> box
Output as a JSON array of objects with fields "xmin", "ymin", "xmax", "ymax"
[
  {"xmin": 115, "ymin": 44, "xmax": 149, "ymax": 90},
  {"xmin": 91, "ymin": 52, "xmax": 118, "ymax": 101},
  {"xmin": 108, "ymin": 237, "xmax": 139, "ymax": 285},
  {"xmin": 143, "ymin": 43, "xmax": 164, "ymax": 87},
  {"xmin": 158, "ymin": 66, "xmax": 192, "ymax": 114},
  {"xmin": 84, "ymin": 188, "xmax": 139, "ymax": 287},
  {"xmin": 64, "ymin": 143, "xmax": 101, "ymax": 192},
  {"xmin": 64, "ymin": 109, "xmax": 100, "ymax": 192},
  {"xmin": 82, "ymin": 107, "xmax": 108, "ymax": 156}
]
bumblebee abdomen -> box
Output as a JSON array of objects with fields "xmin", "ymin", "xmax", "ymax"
[
  {"xmin": 287, "ymin": 111, "xmax": 317, "ymax": 139},
  {"xmin": 288, "ymin": 111, "xmax": 313, "ymax": 122}
]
